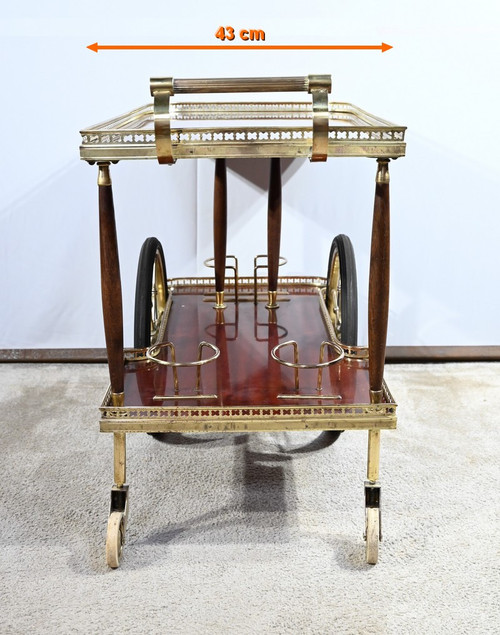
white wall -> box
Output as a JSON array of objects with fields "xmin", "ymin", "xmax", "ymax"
[{"xmin": 1, "ymin": 1, "xmax": 499, "ymax": 348}]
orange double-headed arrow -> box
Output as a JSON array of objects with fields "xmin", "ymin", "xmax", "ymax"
[{"xmin": 87, "ymin": 42, "xmax": 393, "ymax": 53}]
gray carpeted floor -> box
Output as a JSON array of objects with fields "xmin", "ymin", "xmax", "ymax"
[{"xmin": 0, "ymin": 363, "xmax": 499, "ymax": 634}]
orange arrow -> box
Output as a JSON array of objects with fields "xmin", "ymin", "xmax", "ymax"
[{"xmin": 87, "ymin": 42, "xmax": 393, "ymax": 53}]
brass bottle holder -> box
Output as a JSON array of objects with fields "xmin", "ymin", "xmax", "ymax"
[
  {"xmin": 253, "ymin": 254, "xmax": 288, "ymax": 306},
  {"xmin": 146, "ymin": 340, "xmax": 220, "ymax": 400},
  {"xmin": 202, "ymin": 254, "xmax": 289, "ymax": 306},
  {"xmin": 203, "ymin": 255, "xmax": 239, "ymax": 304},
  {"xmin": 271, "ymin": 339, "xmax": 344, "ymax": 399}
]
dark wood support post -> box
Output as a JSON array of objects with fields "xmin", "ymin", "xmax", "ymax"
[
  {"xmin": 267, "ymin": 158, "xmax": 282, "ymax": 309},
  {"xmin": 98, "ymin": 163, "xmax": 124, "ymax": 406},
  {"xmin": 368, "ymin": 159, "xmax": 390, "ymax": 404},
  {"xmin": 213, "ymin": 158, "xmax": 227, "ymax": 309}
]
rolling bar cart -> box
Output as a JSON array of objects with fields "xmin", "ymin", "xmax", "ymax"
[{"xmin": 80, "ymin": 75, "xmax": 406, "ymax": 567}]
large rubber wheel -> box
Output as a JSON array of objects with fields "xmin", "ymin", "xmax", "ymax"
[
  {"xmin": 134, "ymin": 237, "xmax": 168, "ymax": 348},
  {"xmin": 325, "ymin": 234, "xmax": 358, "ymax": 346}
]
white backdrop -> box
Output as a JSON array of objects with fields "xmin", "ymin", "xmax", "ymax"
[{"xmin": 1, "ymin": 1, "xmax": 499, "ymax": 348}]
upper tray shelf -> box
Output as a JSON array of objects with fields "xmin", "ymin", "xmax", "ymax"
[{"xmin": 80, "ymin": 75, "xmax": 406, "ymax": 163}]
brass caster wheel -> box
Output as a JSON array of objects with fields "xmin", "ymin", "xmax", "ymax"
[
  {"xmin": 106, "ymin": 511, "xmax": 125, "ymax": 569},
  {"xmin": 365, "ymin": 507, "xmax": 380, "ymax": 565}
]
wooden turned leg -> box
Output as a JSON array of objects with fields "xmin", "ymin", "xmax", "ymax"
[
  {"xmin": 213, "ymin": 158, "xmax": 227, "ymax": 309},
  {"xmin": 368, "ymin": 159, "xmax": 390, "ymax": 404},
  {"xmin": 98, "ymin": 163, "xmax": 124, "ymax": 401},
  {"xmin": 267, "ymin": 158, "xmax": 282, "ymax": 309}
]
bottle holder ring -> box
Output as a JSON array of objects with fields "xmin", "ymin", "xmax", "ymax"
[
  {"xmin": 253, "ymin": 254, "xmax": 288, "ymax": 305},
  {"xmin": 271, "ymin": 340, "xmax": 344, "ymax": 369},
  {"xmin": 271, "ymin": 339, "xmax": 344, "ymax": 397},
  {"xmin": 203, "ymin": 255, "xmax": 239, "ymax": 304},
  {"xmin": 146, "ymin": 341, "xmax": 220, "ymax": 400},
  {"xmin": 146, "ymin": 340, "xmax": 220, "ymax": 367}
]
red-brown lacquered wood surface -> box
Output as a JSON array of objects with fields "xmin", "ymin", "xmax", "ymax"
[{"xmin": 124, "ymin": 290, "xmax": 373, "ymax": 407}]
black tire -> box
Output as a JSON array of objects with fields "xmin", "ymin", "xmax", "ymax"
[
  {"xmin": 134, "ymin": 237, "xmax": 168, "ymax": 348},
  {"xmin": 325, "ymin": 234, "xmax": 358, "ymax": 346}
]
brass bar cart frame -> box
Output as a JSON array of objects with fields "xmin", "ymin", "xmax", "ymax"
[{"xmin": 80, "ymin": 74, "xmax": 406, "ymax": 568}]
